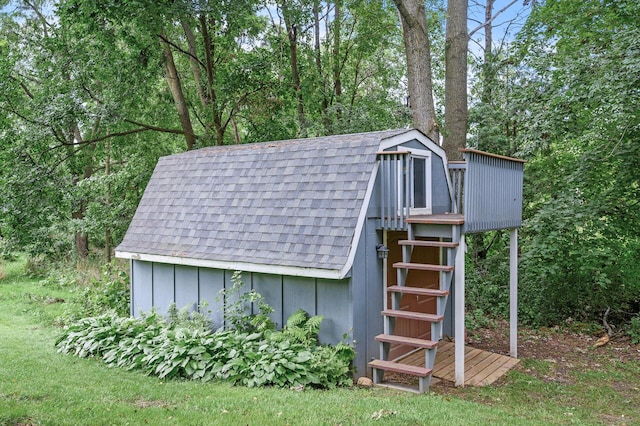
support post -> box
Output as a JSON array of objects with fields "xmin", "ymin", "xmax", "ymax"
[
  {"xmin": 454, "ymin": 233, "xmax": 466, "ymax": 387},
  {"xmin": 510, "ymin": 228, "xmax": 518, "ymax": 358}
]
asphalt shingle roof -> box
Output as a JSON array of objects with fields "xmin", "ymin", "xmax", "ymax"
[{"xmin": 116, "ymin": 129, "xmax": 409, "ymax": 274}]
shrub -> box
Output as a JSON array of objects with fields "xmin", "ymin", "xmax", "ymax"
[
  {"xmin": 42, "ymin": 262, "xmax": 130, "ymax": 325},
  {"xmin": 56, "ymin": 306, "xmax": 355, "ymax": 389},
  {"xmin": 629, "ymin": 315, "xmax": 640, "ymax": 345},
  {"xmin": 519, "ymin": 195, "xmax": 640, "ymax": 326}
]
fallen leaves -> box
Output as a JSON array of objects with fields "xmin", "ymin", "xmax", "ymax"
[{"xmin": 594, "ymin": 334, "xmax": 610, "ymax": 348}]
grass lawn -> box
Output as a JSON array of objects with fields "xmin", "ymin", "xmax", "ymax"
[{"xmin": 1, "ymin": 256, "xmax": 638, "ymax": 425}]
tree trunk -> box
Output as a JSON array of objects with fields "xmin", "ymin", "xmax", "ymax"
[
  {"xmin": 444, "ymin": 0, "xmax": 468, "ymax": 161},
  {"xmin": 161, "ymin": 35, "xmax": 197, "ymax": 150},
  {"xmin": 281, "ymin": 0, "xmax": 305, "ymax": 134},
  {"xmin": 104, "ymin": 138, "xmax": 112, "ymax": 263},
  {"xmin": 181, "ymin": 20, "xmax": 208, "ymax": 108},
  {"xmin": 333, "ymin": 0, "xmax": 342, "ymax": 120},
  {"xmin": 71, "ymin": 125, "xmax": 92, "ymax": 259},
  {"xmin": 393, "ymin": 0, "xmax": 439, "ymax": 143},
  {"xmin": 313, "ymin": 1, "xmax": 330, "ymax": 130}
]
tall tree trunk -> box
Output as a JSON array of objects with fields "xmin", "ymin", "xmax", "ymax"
[
  {"xmin": 333, "ymin": 0, "xmax": 342, "ymax": 120},
  {"xmin": 104, "ymin": 138, "xmax": 112, "ymax": 263},
  {"xmin": 393, "ymin": 0, "xmax": 439, "ymax": 143},
  {"xmin": 313, "ymin": 1, "xmax": 330, "ymax": 130},
  {"xmin": 281, "ymin": 0, "xmax": 305, "ymax": 134},
  {"xmin": 71, "ymin": 125, "xmax": 92, "ymax": 258},
  {"xmin": 161, "ymin": 35, "xmax": 197, "ymax": 150},
  {"xmin": 181, "ymin": 20, "xmax": 208, "ymax": 108},
  {"xmin": 443, "ymin": 0, "xmax": 468, "ymax": 161}
]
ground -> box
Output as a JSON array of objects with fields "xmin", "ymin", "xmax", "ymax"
[
  {"xmin": 428, "ymin": 320, "xmax": 640, "ymax": 425},
  {"xmin": 462, "ymin": 319, "xmax": 640, "ymax": 384},
  {"xmin": 384, "ymin": 320, "xmax": 639, "ymax": 384}
]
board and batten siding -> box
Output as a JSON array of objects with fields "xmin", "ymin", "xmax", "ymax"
[{"xmin": 129, "ymin": 260, "xmax": 353, "ymax": 345}]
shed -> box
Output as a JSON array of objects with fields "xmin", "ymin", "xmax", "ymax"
[{"xmin": 115, "ymin": 129, "xmax": 525, "ymax": 392}]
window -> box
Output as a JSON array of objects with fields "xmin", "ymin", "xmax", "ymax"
[
  {"xmin": 398, "ymin": 148, "xmax": 432, "ymax": 215},
  {"xmin": 413, "ymin": 157, "xmax": 427, "ymax": 209}
]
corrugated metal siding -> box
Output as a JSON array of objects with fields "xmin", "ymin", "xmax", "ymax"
[{"xmin": 463, "ymin": 151, "xmax": 524, "ymax": 233}]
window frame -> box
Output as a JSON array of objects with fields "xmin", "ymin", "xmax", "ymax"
[{"xmin": 397, "ymin": 147, "xmax": 433, "ymax": 216}]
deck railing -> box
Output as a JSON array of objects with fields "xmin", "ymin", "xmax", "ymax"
[
  {"xmin": 377, "ymin": 151, "xmax": 410, "ymax": 230},
  {"xmin": 448, "ymin": 161, "xmax": 466, "ymax": 215},
  {"xmin": 461, "ymin": 149, "xmax": 525, "ymax": 233},
  {"xmin": 377, "ymin": 149, "xmax": 525, "ymax": 233}
]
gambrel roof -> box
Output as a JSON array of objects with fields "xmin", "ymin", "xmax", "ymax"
[{"xmin": 115, "ymin": 129, "xmax": 444, "ymax": 279}]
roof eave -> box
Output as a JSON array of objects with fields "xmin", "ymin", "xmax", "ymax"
[{"xmin": 114, "ymin": 251, "xmax": 351, "ymax": 280}]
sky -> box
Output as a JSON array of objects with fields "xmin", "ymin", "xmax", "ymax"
[{"xmin": 467, "ymin": 0, "xmax": 533, "ymax": 60}]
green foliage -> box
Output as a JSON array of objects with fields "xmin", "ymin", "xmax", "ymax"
[
  {"xmin": 56, "ymin": 305, "xmax": 354, "ymax": 390},
  {"xmin": 629, "ymin": 316, "xmax": 640, "ymax": 345},
  {"xmin": 270, "ymin": 308, "xmax": 324, "ymax": 346},
  {"xmin": 38, "ymin": 261, "xmax": 130, "ymax": 324},
  {"xmin": 217, "ymin": 271, "xmax": 274, "ymax": 332},
  {"xmin": 465, "ymin": 309, "xmax": 496, "ymax": 332},
  {"xmin": 519, "ymin": 190, "xmax": 640, "ymax": 326}
]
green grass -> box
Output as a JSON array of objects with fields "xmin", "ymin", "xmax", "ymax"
[{"xmin": 1, "ymin": 256, "xmax": 638, "ymax": 425}]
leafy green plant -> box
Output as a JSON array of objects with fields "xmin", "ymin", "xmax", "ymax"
[
  {"xmin": 25, "ymin": 255, "xmax": 50, "ymax": 278},
  {"xmin": 629, "ymin": 315, "xmax": 640, "ymax": 345},
  {"xmin": 217, "ymin": 271, "xmax": 274, "ymax": 332},
  {"xmin": 269, "ymin": 308, "xmax": 324, "ymax": 346},
  {"xmin": 56, "ymin": 306, "xmax": 354, "ymax": 389},
  {"xmin": 465, "ymin": 308, "xmax": 496, "ymax": 332}
]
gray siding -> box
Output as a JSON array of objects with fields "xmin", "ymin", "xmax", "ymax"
[
  {"xmin": 130, "ymin": 260, "xmax": 353, "ymax": 347},
  {"xmin": 175, "ymin": 265, "xmax": 198, "ymax": 312},
  {"xmin": 131, "ymin": 260, "xmax": 152, "ymax": 316},
  {"xmin": 199, "ymin": 268, "xmax": 224, "ymax": 328},
  {"xmin": 463, "ymin": 151, "xmax": 525, "ymax": 233},
  {"xmin": 317, "ymin": 279, "xmax": 352, "ymax": 344},
  {"xmin": 153, "ymin": 263, "xmax": 174, "ymax": 314}
]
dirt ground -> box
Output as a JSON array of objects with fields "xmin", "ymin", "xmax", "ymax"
[{"xmin": 432, "ymin": 319, "xmax": 640, "ymax": 390}]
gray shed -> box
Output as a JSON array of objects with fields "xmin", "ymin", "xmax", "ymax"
[{"xmin": 115, "ymin": 129, "xmax": 525, "ymax": 392}]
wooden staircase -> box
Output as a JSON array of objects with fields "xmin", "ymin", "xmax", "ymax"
[{"xmin": 369, "ymin": 214, "xmax": 464, "ymax": 393}]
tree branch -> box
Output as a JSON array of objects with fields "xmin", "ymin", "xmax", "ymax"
[
  {"xmin": 157, "ymin": 33, "xmax": 205, "ymax": 68},
  {"xmin": 469, "ymin": 0, "xmax": 518, "ymax": 37},
  {"xmin": 124, "ymin": 119, "xmax": 200, "ymax": 139}
]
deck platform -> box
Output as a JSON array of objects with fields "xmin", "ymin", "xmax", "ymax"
[{"xmin": 397, "ymin": 342, "xmax": 520, "ymax": 386}]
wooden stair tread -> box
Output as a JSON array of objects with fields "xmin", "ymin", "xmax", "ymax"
[
  {"xmin": 387, "ymin": 285, "xmax": 448, "ymax": 297},
  {"xmin": 369, "ymin": 359, "xmax": 432, "ymax": 377},
  {"xmin": 406, "ymin": 214, "xmax": 464, "ymax": 225},
  {"xmin": 375, "ymin": 334, "xmax": 439, "ymax": 349},
  {"xmin": 393, "ymin": 262, "xmax": 454, "ymax": 272},
  {"xmin": 398, "ymin": 239, "xmax": 459, "ymax": 248},
  {"xmin": 382, "ymin": 309, "xmax": 444, "ymax": 322}
]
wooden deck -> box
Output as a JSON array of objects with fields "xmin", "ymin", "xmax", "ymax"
[{"xmin": 397, "ymin": 342, "xmax": 520, "ymax": 386}]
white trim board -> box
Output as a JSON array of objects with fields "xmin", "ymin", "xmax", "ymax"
[{"xmin": 115, "ymin": 251, "xmax": 350, "ymax": 280}]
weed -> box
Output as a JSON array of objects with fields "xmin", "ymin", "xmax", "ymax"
[
  {"xmin": 466, "ymin": 308, "xmax": 496, "ymax": 332},
  {"xmin": 217, "ymin": 271, "xmax": 274, "ymax": 332},
  {"xmin": 629, "ymin": 315, "xmax": 640, "ymax": 344}
]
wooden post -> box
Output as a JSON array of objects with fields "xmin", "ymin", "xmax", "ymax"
[
  {"xmin": 510, "ymin": 228, "xmax": 518, "ymax": 358},
  {"xmin": 454, "ymin": 233, "xmax": 466, "ymax": 386}
]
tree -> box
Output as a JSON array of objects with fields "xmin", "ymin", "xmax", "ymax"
[
  {"xmin": 443, "ymin": 0, "xmax": 468, "ymax": 160},
  {"xmin": 392, "ymin": 0, "xmax": 440, "ymax": 142},
  {"xmin": 513, "ymin": 0, "xmax": 640, "ymax": 325},
  {"xmin": 0, "ymin": 0, "xmax": 410, "ymax": 261}
]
